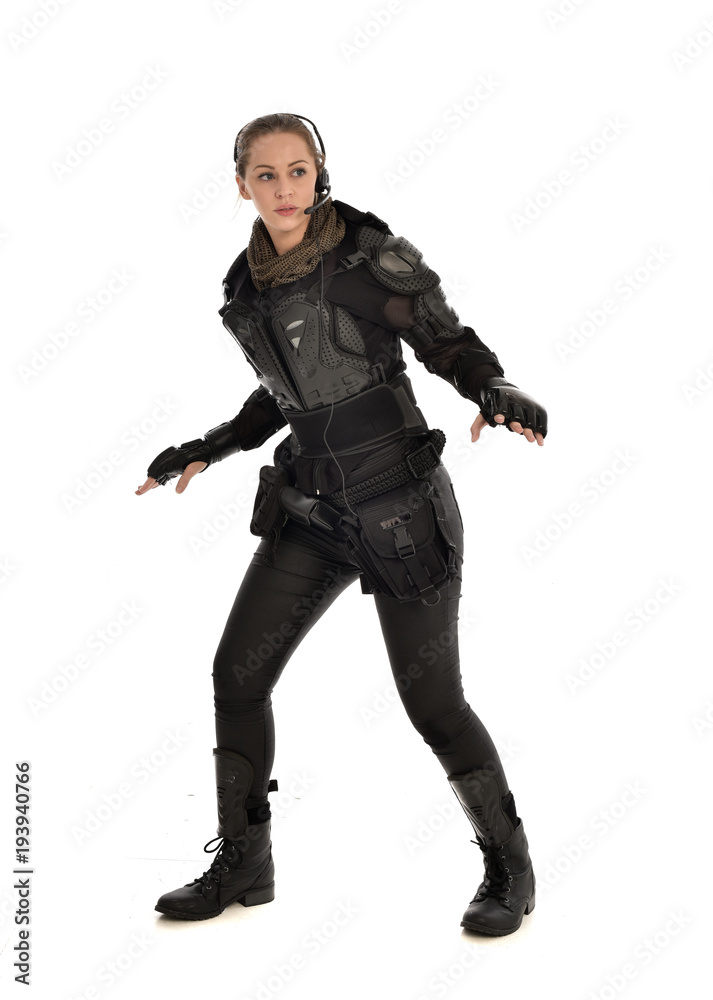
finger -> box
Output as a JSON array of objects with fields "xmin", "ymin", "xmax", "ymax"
[
  {"xmin": 470, "ymin": 414, "xmax": 485, "ymax": 442},
  {"xmin": 507, "ymin": 403, "xmax": 526, "ymax": 431},
  {"xmin": 176, "ymin": 461, "xmax": 207, "ymax": 493},
  {"xmin": 135, "ymin": 478, "xmax": 158, "ymax": 494},
  {"xmin": 494, "ymin": 413, "xmax": 506, "ymax": 423},
  {"xmin": 530, "ymin": 407, "xmax": 547, "ymax": 439},
  {"xmin": 535, "ymin": 431, "xmax": 545, "ymax": 446},
  {"xmin": 522, "ymin": 427, "xmax": 536, "ymax": 442}
]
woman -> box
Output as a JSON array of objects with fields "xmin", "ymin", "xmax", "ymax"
[{"xmin": 136, "ymin": 113, "xmax": 547, "ymax": 935}]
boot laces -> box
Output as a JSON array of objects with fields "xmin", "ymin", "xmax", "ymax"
[
  {"xmin": 195, "ymin": 836, "xmax": 240, "ymax": 889},
  {"xmin": 471, "ymin": 838, "xmax": 513, "ymax": 906}
]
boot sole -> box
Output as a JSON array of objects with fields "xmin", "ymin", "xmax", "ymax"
[
  {"xmin": 460, "ymin": 892, "xmax": 535, "ymax": 936},
  {"xmin": 155, "ymin": 881, "xmax": 275, "ymax": 920}
]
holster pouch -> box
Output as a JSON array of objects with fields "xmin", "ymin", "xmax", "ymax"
[
  {"xmin": 249, "ymin": 436, "xmax": 295, "ymax": 566},
  {"xmin": 266, "ymin": 437, "xmax": 460, "ymax": 603},
  {"xmin": 249, "ymin": 463, "xmax": 291, "ymax": 539},
  {"xmin": 278, "ymin": 487, "xmax": 343, "ymax": 532},
  {"xmin": 335, "ymin": 477, "xmax": 460, "ymax": 605}
]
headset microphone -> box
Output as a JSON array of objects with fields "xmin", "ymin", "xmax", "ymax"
[{"xmin": 304, "ymin": 167, "xmax": 331, "ymax": 214}]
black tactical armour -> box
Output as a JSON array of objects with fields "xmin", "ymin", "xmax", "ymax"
[{"xmin": 218, "ymin": 200, "xmax": 505, "ymax": 496}]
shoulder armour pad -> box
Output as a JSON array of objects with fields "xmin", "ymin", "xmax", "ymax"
[{"xmin": 356, "ymin": 230, "xmax": 441, "ymax": 294}]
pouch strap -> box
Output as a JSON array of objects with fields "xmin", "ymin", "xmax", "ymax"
[{"xmin": 392, "ymin": 524, "xmax": 441, "ymax": 605}]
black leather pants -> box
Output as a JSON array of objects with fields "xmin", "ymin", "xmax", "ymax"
[{"xmin": 212, "ymin": 463, "xmax": 511, "ymax": 800}]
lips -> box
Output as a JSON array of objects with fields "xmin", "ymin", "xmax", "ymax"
[{"xmin": 276, "ymin": 205, "xmax": 297, "ymax": 214}]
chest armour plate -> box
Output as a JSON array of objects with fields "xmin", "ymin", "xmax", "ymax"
[{"xmin": 220, "ymin": 288, "xmax": 376, "ymax": 412}]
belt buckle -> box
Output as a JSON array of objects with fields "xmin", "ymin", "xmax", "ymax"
[
  {"xmin": 393, "ymin": 524, "xmax": 416, "ymax": 559},
  {"xmin": 338, "ymin": 250, "xmax": 369, "ymax": 270},
  {"xmin": 405, "ymin": 438, "xmax": 439, "ymax": 479}
]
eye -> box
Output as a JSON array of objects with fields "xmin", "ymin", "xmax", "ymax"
[{"xmin": 257, "ymin": 167, "xmax": 308, "ymax": 181}]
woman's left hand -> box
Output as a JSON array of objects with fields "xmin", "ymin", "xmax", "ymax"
[{"xmin": 470, "ymin": 411, "xmax": 545, "ymax": 446}]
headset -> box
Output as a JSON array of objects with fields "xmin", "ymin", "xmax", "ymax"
[
  {"xmin": 233, "ymin": 113, "xmax": 359, "ymax": 519},
  {"xmin": 233, "ymin": 113, "xmax": 331, "ymax": 215}
]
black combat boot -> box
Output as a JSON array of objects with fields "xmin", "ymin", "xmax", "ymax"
[
  {"xmin": 155, "ymin": 748, "xmax": 278, "ymax": 920},
  {"xmin": 447, "ymin": 767, "xmax": 535, "ymax": 936}
]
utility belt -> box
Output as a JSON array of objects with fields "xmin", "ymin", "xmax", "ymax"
[
  {"xmin": 249, "ymin": 426, "xmax": 461, "ymax": 605},
  {"xmin": 280, "ymin": 371, "xmax": 430, "ymax": 458}
]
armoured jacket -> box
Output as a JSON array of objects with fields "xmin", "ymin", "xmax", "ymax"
[{"xmin": 218, "ymin": 200, "xmax": 506, "ymax": 496}]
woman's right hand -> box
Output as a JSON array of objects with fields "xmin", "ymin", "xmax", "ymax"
[{"xmin": 135, "ymin": 460, "xmax": 207, "ymax": 496}]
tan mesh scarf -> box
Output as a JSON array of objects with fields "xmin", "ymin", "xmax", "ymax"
[{"xmin": 246, "ymin": 196, "xmax": 346, "ymax": 290}]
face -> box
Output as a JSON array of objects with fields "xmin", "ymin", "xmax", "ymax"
[{"xmin": 236, "ymin": 132, "xmax": 319, "ymax": 249}]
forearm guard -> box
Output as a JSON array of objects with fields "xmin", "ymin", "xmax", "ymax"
[{"xmin": 146, "ymin": 421, "xmax": 241, "ymax": 486}]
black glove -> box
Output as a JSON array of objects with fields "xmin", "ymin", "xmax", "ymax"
[
  {"xmin": 147, "ymin": 421, "xmax": 241, "ymax": 486},
  {"xmin": 479, "ymin": 377, "xmax": 548, "ymax": 438}
]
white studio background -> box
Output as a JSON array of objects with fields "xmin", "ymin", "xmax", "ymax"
[{"xmin": 2, "ymin": 0, "xmax": 711, "ymax": 997}]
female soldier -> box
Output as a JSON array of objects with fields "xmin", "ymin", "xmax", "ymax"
[{"xmin": 136, "ymin": 113, "xmax": 547, "ymax": 936}]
